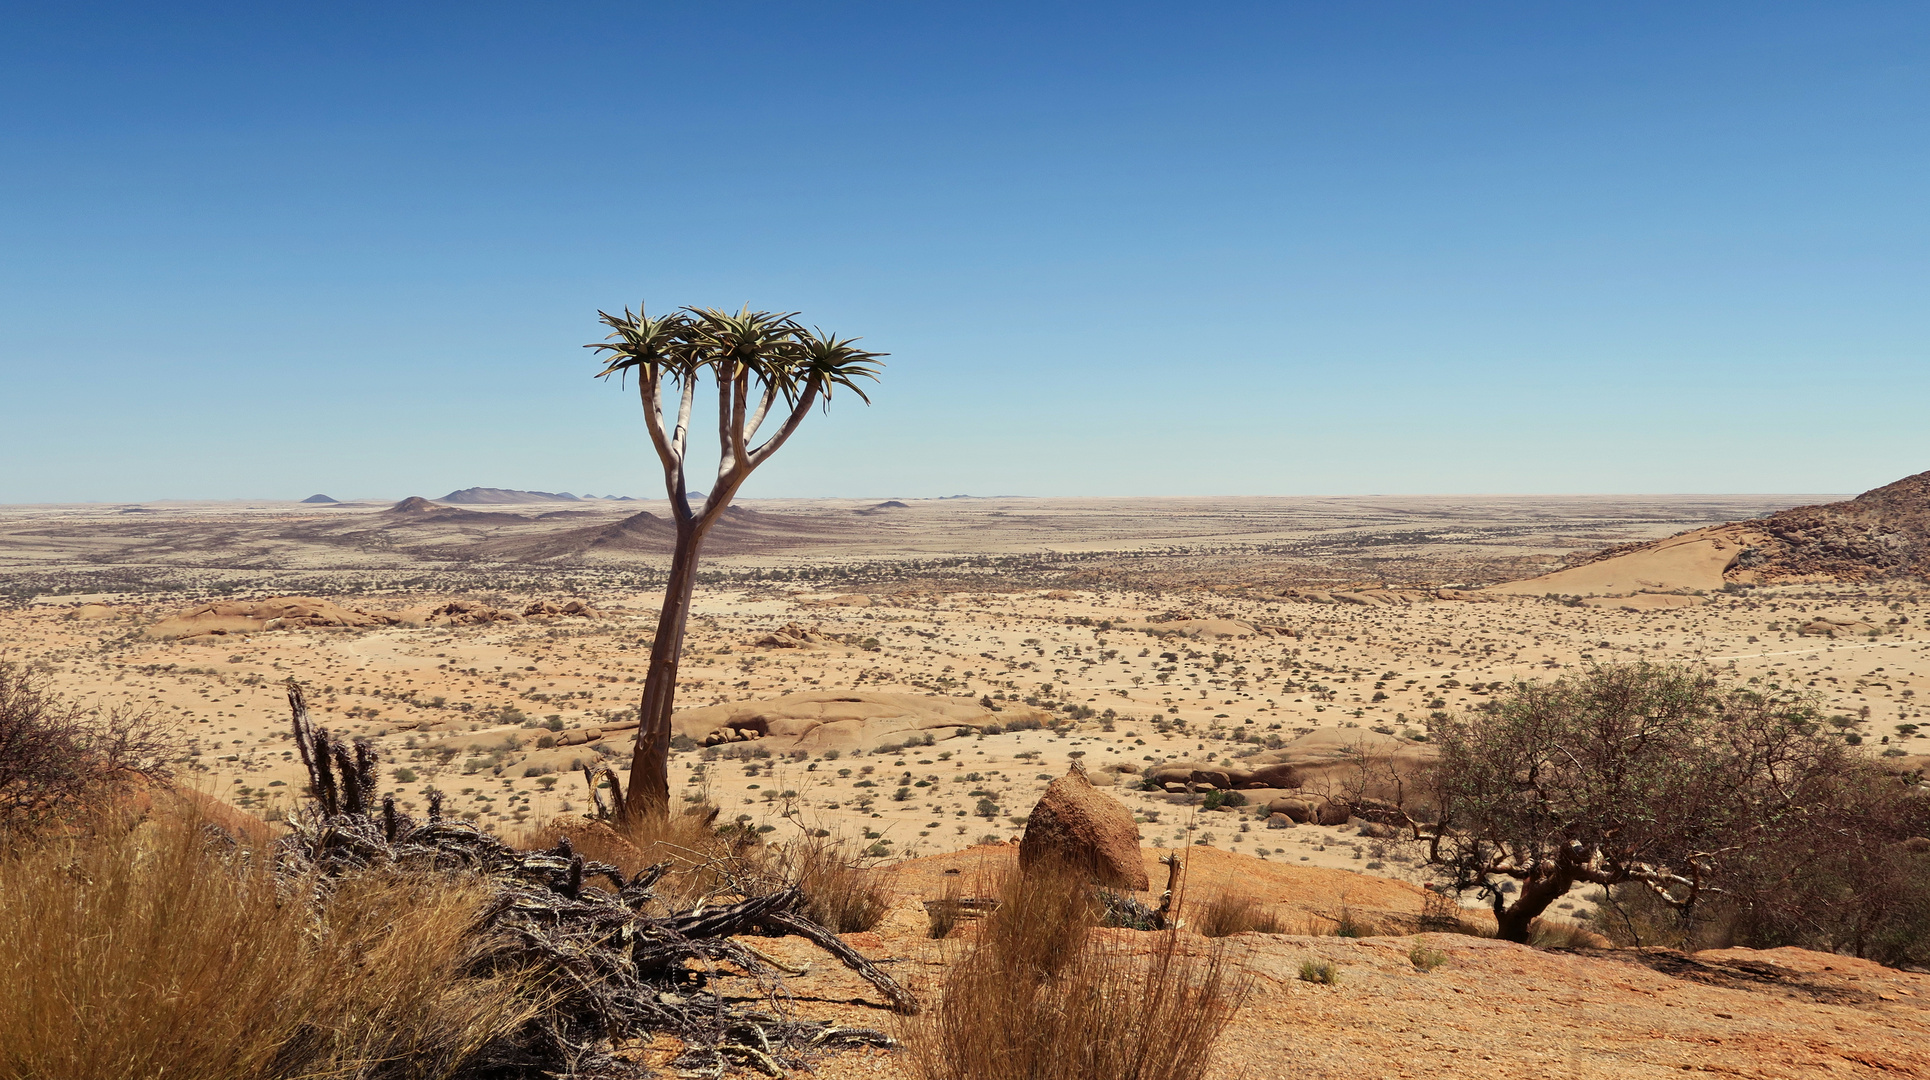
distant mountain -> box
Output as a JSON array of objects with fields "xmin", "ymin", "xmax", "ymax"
[
  {"xmin": 855, "ymin": 500, "xmax": 910, "ymax": 515},
  {"xmin": 299, "ymin": 494, "xmax": 339, "ymax": 504},
  {"xmin": 381, "ymin": 496, "xmax": 526, "ymax": 524},
  {"xmin": 457, "ymin": 504, "xmax": 856, "ymax": 561},
  {"xmin": 440, "ymin": 487, "xmax": 581, "ymax": 504}
]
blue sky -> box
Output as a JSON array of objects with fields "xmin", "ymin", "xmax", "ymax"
[{"xmin": 1, "ymin": 2, "xmax": 1923, "ymax": 502}]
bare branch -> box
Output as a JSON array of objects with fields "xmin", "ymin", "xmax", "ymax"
[
  {"xmin": 742, "ymin": 380, "xmax": 780, "ymax": 447},
  {"xmin": 671, "ymin": 372, "xmax": 697, "ymax": 467}
]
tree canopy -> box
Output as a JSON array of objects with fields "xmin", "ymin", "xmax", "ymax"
[{"xmin": 1419, "ymin": 662, "xmax": 1910, "ymax": 943}]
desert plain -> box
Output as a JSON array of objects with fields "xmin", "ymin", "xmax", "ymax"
[{"xmin": 4, "ymin": 490, "xmax": 1928, "ymax": 1077}]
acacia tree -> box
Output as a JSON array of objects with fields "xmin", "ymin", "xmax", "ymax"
[
  {"xmin": 1413, "ymin": 663, "xmax": 1850, "ymax": 943},
  {"xmin": 0, "ymin": 660, "xmax": 173, "ymax": 830},
  {"xmin": 589, "ymin": 304, "xmax": 883, "ymax": 818}
]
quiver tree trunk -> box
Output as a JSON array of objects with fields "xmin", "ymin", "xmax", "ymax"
[{"xmin": 626, "ymin": 525, "xmax": 704, "ymax": 817}]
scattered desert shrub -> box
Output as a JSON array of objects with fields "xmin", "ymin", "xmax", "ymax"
[
  {"xmin": 1297, "ymin": 958, "xmax": 1340, "ymax": 985},
  {"xmin": 1584, "ymin": 762, "xmax": 1930, "ymax": 967},
  {"xmin": 0, "ymin": 660, "xmax": 174, "ymax": 833},
  {"xmin": 0, "ymin": 803, "xmax": 541, "ymax": 1080},
  {"xmin": 904, "ymin": 863, "xmax": 1244, "ymax": 1080},
  {"xmin": 1718, "ymin": 763, "xmax": 1930, "ymax": 967},
  {"xmin": 1408, "ymin": 940, "xmax": 1448, "ymax": 972},
  {"xmin": 1193, "ymin": 890, "xmax": 1285, "ymax": 937},
  {"xmin": 1422, "ymin": 662, "xmax": 1895, "ymax": 944}
]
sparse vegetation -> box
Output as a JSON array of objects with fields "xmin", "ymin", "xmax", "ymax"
[
  {"xmin": 1408, "ymin": 940, "xmax": 1448, "ymax": 972},
  {"xmin": 1297, "ymin": 958, "xmax": 1340, "ymax": 985},
  {"xmin": 0, "ymin": 660, "xmax": 174, "ymax": 833},
  {"xmin": 1193, "ymin": 890, "xmax": 1285, "ymax": 937},
  {"xmin": 905, "ymin": 862, "xmax": 1244, "ymax": 1080},
  {"xmin": 785, "ymin": 835, "xmax": 894, "ymax": 933},
  {"xmin": 0, "ymin": 802, "xmax": 542, "ymax": 1080}
]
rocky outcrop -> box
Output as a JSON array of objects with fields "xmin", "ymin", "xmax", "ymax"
[
  {"xmin": 1145, "ymin": 761, "xmax": 1301, "ymax": 790},
  {"xmin": 1018, "ymin": 764, "xmax": 1149, "ymax": 891},
  {"xmin": 1281, "ymin": 588, "xmax": 1491, "ymax": 605},
  {"xmin": 145, "ymin": 597, "xmax": 399, "ymax": 638},
  {"xmin": 670, "ymin": 691, "xmax": 1051, "ymax": 754},
  {"xmin": 1799, "ymin": 616, "xmax": 1879, "ymax": 638},
  {"xmin": 524, "ymin": 599, "xmax": 600, "ymax": 619},
  {"xmin": 1266, "ymin": 792, "xmax": 1352, "ymax": 825},
  {"xmin": 421, "ymin": 600, "xmax": 522, "ymax": 626},
  {"xmin": 748, "ymin": 622, "xmax": 834, "ymax": 648},
  {"xmin": 1144, "ymin": 730, "xmax": 1435, "ymax": 798}
]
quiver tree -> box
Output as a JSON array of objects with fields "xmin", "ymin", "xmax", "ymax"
[
  {"xmin": 1414, "ymin": 663, "xmax": 1857, "ymax": 943},
  {"xmin": 589, "ymin": 304, "xmax": 883, "ymax": 818}
]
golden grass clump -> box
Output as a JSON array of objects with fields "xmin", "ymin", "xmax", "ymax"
[
  {"xmin": 784, "ymin": 834, "xmax": 894, "ymax": 933},
  {"xmin": 0, "ymin": 804, "xmax": 541, "ymax": 1080},
  {"xmin": 1303, "ymin": 905, "xmax": 1377, "ymax": 938},
  {"xmin": 515, "ymin": 806, "xmax": 892, "ymax": 932},
  {"xmin": 904, "ymin": 862, "xmax": 1245, "ymax": 1080},
  {"xmin": 1527, "ymin": 917, "xmax": 1612, "ymax": 950},
  {"xmin": 512, "ymin": 803, "xmax": 741, "ymax": 909},
  {"xmin": 1192, "ymin": 890, "xmax": 1285, "ymax": 938}
]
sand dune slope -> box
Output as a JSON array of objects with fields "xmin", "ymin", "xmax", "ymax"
[{"xmin": 1487, "ymin": 525, "xmax": 1754, "ymax": 596}]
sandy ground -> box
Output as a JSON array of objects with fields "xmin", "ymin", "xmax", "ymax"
[
  {"xmin": 700, "ymin": 845, "xmax": 1930, "ymax": 1080},
  {"xmin": 3, "ymin": 496, "xmax": 1923, "ymax": 871}
]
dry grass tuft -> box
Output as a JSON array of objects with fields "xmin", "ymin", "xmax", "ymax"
[
  {"xmin": 1193, "ymin": 890, "xmax": 1286, "ymax": 937},
  {"xmin": 927, "ymin": 895, "xmax": 961, "ymax": 939},
  {"xmin": 515, "ymin": 809, "xmax": 892, "ymax": 931},
  {"xmin": 1297, "ymin": 958, "xmax": 1341, "ymax": 985},
  {"xmin": 1408, "ymin": 939, "xmax": 1449, "ymax": 972},
  {"xmin": 784, "ymin": 834, "xmax": 894, "ymax": 933},
  {"xmin": 904, "ymin": 862, "xmax": 1245, "ymax": 1080},
  {"xmin": 1304, "ymin": 905, "xmax": 1377, "ymax": 938},
  {"xmin": 513, "ymin": 803, "xmax": 742, "ymax": 909},
  {"xmin": 1527, "ymin": 917, "xmax": 1612, "ymax": 950},
  {"xmin": 0, "ymin": 802, "xmax": 541, "ymax": 1080}
]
